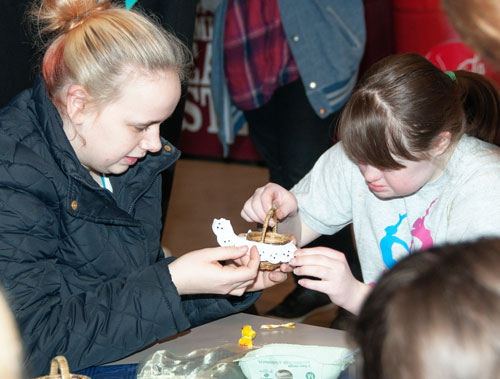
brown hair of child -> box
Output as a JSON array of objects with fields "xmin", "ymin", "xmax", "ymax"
[
  {"xmin": 353, "ymin": 238, "xmax": 500, "ymax": 379},
  {"xmin": 338, "ymin": 53, "xmax": 500, "ymax": 169}
]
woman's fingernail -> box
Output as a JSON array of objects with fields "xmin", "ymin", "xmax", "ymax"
[{"xmin": 238, "ymin": 246, "xmax": 248, "ymax": 252}]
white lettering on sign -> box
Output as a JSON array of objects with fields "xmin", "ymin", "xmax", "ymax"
[{"xmin": 182, "ymin": 5, "xmax": 250, "ymax": 138}]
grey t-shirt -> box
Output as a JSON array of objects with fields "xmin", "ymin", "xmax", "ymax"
[{"xmin": 292, "ymin": 135, "xmax": 500, "ymax": 284}]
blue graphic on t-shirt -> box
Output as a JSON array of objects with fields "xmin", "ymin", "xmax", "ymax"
[{"xmin": 380, "ymin": 213, "xmax": 409, "ymax": 268}]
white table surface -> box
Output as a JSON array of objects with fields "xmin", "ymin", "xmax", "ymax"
[{"xmin": 109, "ymin": 312, "xmax": 351, "ymax": 365}]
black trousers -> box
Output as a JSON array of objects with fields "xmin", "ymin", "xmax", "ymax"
[
  {"xmin": 243, "ymin": 78, "xmax": 337, "ymax": 191},
  {"xmin": 243, "ymin": 78, "xmax": 362, "ymax": 281}
]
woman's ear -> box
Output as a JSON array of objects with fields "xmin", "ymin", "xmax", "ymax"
[
  {"xmin": 431, "ymin": 131, "xmax": 452, "ymax": 157},
  {"xmin": 65, "ymin": 84, "xmax": 90, "ymax": 125}
]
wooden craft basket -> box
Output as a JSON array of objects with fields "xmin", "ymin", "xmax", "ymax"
[
  {"xmin": 35, "ymin": 356, "xmax": 91, "ymax": 379},
  {"xmin": 246, "ymin": 208, "xmax": 291, "ymax": 270}
]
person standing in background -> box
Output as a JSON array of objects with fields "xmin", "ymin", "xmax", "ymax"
[
  {"xmin": 211, "ymin": 0, "xmax": 366, "ymax": 324},
  {"xmin": 441, "ymin": 0, "xmax": 500, "ymax": 147}
]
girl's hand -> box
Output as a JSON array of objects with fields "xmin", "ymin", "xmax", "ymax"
[
  {"xmin": 169, "ymin": 246, "xmax": 261, "ymax": 296},
  {"xmin": 241, "ymin": 183, "xmax": 298, "ymax": 226},
  {"xmin": 290, "ymin": 247, "xmax": 371, "ymax": 315},
  {"xmin": 229, "ymin": 247, "xmax": 289, "ymax": 292}
]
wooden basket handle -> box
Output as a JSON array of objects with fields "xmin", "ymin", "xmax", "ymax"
[
  {"xmin": 260, "ymin": 208, "xmax": 278, "ymax": 243},
  {"xmin": 49, "ymin": 356, "xmax": 71, "ymax": 379}
]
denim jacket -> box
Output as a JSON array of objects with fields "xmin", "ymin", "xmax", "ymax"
[{"xmin": 211, "ymin": 0, "xmax": 366, "ymax": 155}]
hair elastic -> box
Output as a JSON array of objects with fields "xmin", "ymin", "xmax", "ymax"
[{"xmin": 445, "ymin": 71, "xmax": 456, "ymax": 81}]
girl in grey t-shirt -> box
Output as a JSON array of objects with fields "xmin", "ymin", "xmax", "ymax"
[{"xmin": 241, "ymin": 53, "xmax": 500, "ymax": 315}]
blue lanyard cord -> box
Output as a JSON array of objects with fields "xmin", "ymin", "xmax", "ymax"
[{"xmin": 100, "ymin": 173, "xmax": 107, "ymax": 189}]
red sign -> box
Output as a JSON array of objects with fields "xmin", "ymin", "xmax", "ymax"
[
  {"xmin": 180, "ymin": 6, "xmax": 262, "ymax": 162},
  {"xmin": 426, "ymin": 41, "xmax": 500, "ymax": 85}
]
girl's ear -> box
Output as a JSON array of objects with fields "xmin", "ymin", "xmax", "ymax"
[
  {"xmin": 431, "ymin": 131, "xmax": 452, "ymax": 157},
  {"xmin": 65, "ymin": 84, "xmax": 90, "ymax": 125}
]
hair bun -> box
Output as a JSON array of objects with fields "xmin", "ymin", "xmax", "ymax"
[
  {"xmin": 33, "ymin": 0, "xmax": 112, "ymax": 36},
  {"xmin": 66, "ymin": 1, "xmax": 111, "ymax": 32}
]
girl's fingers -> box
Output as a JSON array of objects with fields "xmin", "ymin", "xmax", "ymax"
[
  {"xmin": 297, "ymin": 278, "xmax": 331, "ymax": 294},
  {"xmin": 246, "ymin": 246, "xmax": 261, "ymax": 271},
  {"xmin": 279, "ymin": 263, "xmax": 294, "ymax": 272},
  {"xmin": 295, "ymin": 246, "xmax": 345, "ymax": 259},
  {"xmin": 241, "ymin": 202, "xmax": 258, "ymax": 223},
  {"xmin": 268, "ymin": 270, "xmax": 288, "ymax": 282},
  {"xmin": 290, "ymin": 255, "xmax": 336, "ymax": 269},
  {"xmin": 293, "ymin": 264, "xmax": 331, "ymax": 281}
]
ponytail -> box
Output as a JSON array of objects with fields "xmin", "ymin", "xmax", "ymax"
[
  {"xmin": 338, "ymin": 53, "xmax": 500, "ymax": 169},
  {"xmin": 454, "ymin": 70, "xmax": 500, "ymax": 144}
]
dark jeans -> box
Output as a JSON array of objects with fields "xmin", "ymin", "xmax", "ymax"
[{"xmin": 243, "ymin": 78, "xmax": 338, "ymax": 191}]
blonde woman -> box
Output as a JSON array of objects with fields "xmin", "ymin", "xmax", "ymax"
[{"xmin": 0, "ymin": 0, "xmax": 286, "ymax": 376}]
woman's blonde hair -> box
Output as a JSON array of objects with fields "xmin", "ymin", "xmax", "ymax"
[
  {"xmin": 442, "ymin": 0, "xmax": 500, "ymax": 68},
  {"xmin": 31, "ymin": 0, "xmax": 192, "ymax": 108}
]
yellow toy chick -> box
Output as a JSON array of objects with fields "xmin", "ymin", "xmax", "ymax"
[{"xmin": 238, "ymin": 325, "xmax": 256, "ymax": 347}]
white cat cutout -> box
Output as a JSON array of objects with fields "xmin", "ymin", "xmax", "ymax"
[{"xmin": 212, "ymin": 218, "xmax": 297, "ymax": 264}]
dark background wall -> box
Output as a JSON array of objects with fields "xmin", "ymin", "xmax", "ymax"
[{"xmin": 0, "ymin": 1, "xmax": 38, "ymax": 108}]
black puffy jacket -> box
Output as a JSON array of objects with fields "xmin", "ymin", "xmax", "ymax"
[{"xmin": 0, "ymin": 77, "xmax": 259, "ymax": 376}]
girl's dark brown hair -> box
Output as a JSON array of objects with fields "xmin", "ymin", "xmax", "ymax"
[
  {"xmin": 338, "ymin": 53, "xmax": 500, "ymax": 169},
  {"xmin": 353, "ymin": 238, "xmax": 500, "ymax": 379}
]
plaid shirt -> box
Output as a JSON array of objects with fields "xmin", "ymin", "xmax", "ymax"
[{"xmin": 223, "ymin": 0, "xmax": 299, "ymax": 111}]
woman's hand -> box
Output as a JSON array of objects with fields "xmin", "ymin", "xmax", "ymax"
[
  {"xmin": 289, "ymin": 247, "xmax": 371, "ymax": 315},
  {"xmin": 169, "ymin": 246, "xmax": 261, "ymax": 296},
  {"xmin": 169, "ymin": 246, "xmax": 288, "ymax": 296},
  {"xmin": 231, "ymin": 246, "xmax": 288, "ymax": 292},
  {"xmin": 241, "ymin": 183, "xmax": 298, "ymax": 225}
]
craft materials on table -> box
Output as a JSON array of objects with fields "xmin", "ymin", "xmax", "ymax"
[
  {"xmin": 260, "ymin": 322, "xmax": 296, "ymax": 330},
  {"xmin": 238, "ymin": 325, "xmax": 257, "ymax": 347}
]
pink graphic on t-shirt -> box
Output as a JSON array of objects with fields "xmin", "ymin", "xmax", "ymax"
[{"xmin": 410, "ymin": 199, "xmax": 437, "ymax": 252}]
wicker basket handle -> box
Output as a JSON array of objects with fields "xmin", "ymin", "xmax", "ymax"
[
  {"xmin": 49, "ymin": 356, "xmax": 71, "ymax": 379},
  {"xmin": 260, "ymin": 208, "xmax": 278, "ymax": 243}
]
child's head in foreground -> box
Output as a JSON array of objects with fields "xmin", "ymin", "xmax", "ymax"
[{"xmin": 353, "ymin": 238, "xmax": 500, "ymax": 379}]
